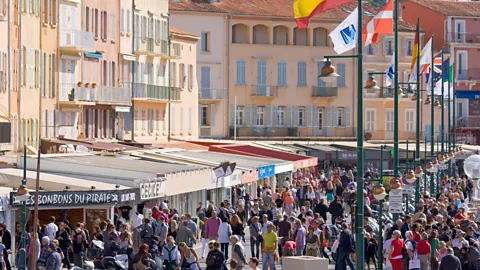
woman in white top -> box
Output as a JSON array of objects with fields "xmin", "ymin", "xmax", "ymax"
[
  {"xmin": 217, "ymin": 217, "xmax": 232, "ymax": 260},
  {"xmin": 306, "ymin": 185, "xmax": 316, "ymax": 206},
  {"xmin": 162, "ymin": 236, "xmax": 180, "ymax": 269},
  {"xmin": 179, "ymin": 241, "xmax": 199, "ymax": 270}
]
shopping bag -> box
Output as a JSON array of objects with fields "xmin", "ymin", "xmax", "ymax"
[
  {"xmin": 409, "ymin": 259, "xmax": 421, "ymax": 270},
  {"xmin": 384, "ymin": 262, "xmax": 393, "ymax": 270}
]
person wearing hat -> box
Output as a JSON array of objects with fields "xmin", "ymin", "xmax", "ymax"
[{"xmin": 45, "ymin": 242, "xmax": 62, "ymax": 270}]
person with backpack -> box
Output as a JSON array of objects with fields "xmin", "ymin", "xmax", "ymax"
[
  {"xmin": 206, "ymin": 240, "xmax": 225, "ymax": 270},
  {"xmin": 139, "ymin": 218, "xmax": 154, "ymax": 246},
  {"xmin": 55, "ymin": 222, "xmax": 72, "ymax": 269},
  {"xmin": 71, "ymin": 222, "xmax": 86, "ymax": 268}
]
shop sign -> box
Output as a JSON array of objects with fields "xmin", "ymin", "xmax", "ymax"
[
  {"xmin": 10, "ymin": 190, "xmax": 122, "ymax": 207},
  {"xmin": 293, "ymin": 157, "xmax": 318, "ymax": 169},
  {"xmin": 258, "ymin": 164, "xmax": 275, "ymax": 179},
  {"xmin": 241, "ymin": 170, "xmax": 258, "ymax": 184},
  {"xmin": 340, "ymin": 152, "xmax": 357, "ymax": 159},
  {"xmin": 118, "ymin": 189, "xmax": 139, "ymax": 203},
  {"xmin": 210, "ymin": 171, "xmax": 241, "ymax": 189},
  {"xmin": 135, "ymin": 178, "xmax": 166, "ymax": 201},
  {"xmin": 388, "ymin": 189, "xmax": 403, "ymax": 214}
]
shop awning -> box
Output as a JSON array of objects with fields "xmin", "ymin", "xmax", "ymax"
[
  {"xmin": 205, "ymin": 144, "xmax": 318, "ymax": 170},
  {"xmin": 84, "ymin": 52, "xmax": 103, "ymax": 59}
]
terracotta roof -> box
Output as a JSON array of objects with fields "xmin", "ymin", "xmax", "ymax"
[
  {"xmin": 407, "ymin": 0, "xmax": 480, "ymax": 17},
  {"xmin": 169, "ymin": 26, "xmax": 199, "ymax": 38},
  {"xmin": 170, "ymin": 0, "xmax": 417, "ymax": 31}
]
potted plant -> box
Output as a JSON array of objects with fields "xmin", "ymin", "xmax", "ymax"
[
  {"xmin": 68, "ymin": 88, "xmax": 75, "ymax": 101},
  {"xmin": 77, "ymin": 81, "xmax": 83, "ymax": 87}
]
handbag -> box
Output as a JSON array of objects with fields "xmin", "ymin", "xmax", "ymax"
[{"xmin": 409, "ymin": 253, "xmax": 420, "ymax": 270}]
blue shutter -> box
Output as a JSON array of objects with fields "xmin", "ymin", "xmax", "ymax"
[
  {"xmin": 425, "ymin": 124, "xmax": 431, "ymax": 142},
  {"xmin": 231, "ymin": 104, "xmax": 235, "ymax": 126},
  {"xmin": 201, "ymin": 66, "xmax": 210, "ymax": 97},
  {"xmin": 257, "ymin": 60, "xmax": 266, "ymax": 85},
  {"xmin": 332, "ymin": 106, "xmax": 337, "ymax": 127},
  {"xmin": 210, "ymin": 104, "xmax": 216, "ymax": 126},
  {"xmin": 252, "ymin": 105, "xmax": 257, "ymax": 126},
  {"xmin": 346, "ymin": 107, "xmax": 351, "ymax": 127},
  {"xmin": 313, "ymin": 106, "xmax": 319, "ymax": 130},
  {"xmin": 286, "ymin": 106, "xmax": 292, "ymax": 127},
  {"xmin": 201, "ymin": 32, "xmax": 207, "ymax": 52},
  {"xmin": 245, "ymin": 105, "xmax": 251, "ymax": 126},
  {"xmin": 306, "ymin": 106, "xmax": 312, "ymax": 126},
  {"xmin": 277, "ymin": 61, "xmax": 286, "ymax": 86},
  {"xmin": 188, "ymin": 108, "xmax": 192, "ymax": 132},
  {"xmin": 236, "ymin": 59, "xmax": 246, "ymax": 85},
  {"xmin": 124, "ymin": 111, "xmax": 132, "ymax": 131},
  {"xmin": 337, "ymin": 63, "xmax": 346, "ymax": 88},
  {"xmin": 266, "ymin": 106, "xmax": 273, "ymax": 127},
  {"xmin": 70, "ymin": 112, "xmax": 76, "ymax": 139},
  {"xmin": 293, "ymin": 106, "xmax": 299, "ymax": 126},
  {"xmin": 326, "ymin": 106, "xmax": 332, "ymax": 136},
  {"xmin": 180, "ymin": 108, "xmax": 184, "ymax": 133},
  {"xmin": 317, "ymin": 62, "xmax": 326, "ymax": 87},
  {"xmin": 298, "ymin": 61, "xmax": 306, "ymax": 86}
]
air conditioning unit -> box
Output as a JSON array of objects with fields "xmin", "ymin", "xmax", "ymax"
[{"xmin": 266, "ymin": 87, "xmax": 271, "ymax": 96}]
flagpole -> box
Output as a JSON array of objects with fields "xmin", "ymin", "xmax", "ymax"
[
  {"xmin": 447, "ymin": 59, "xmax": 452, "ymax": 176},
  {"xmin": 441, "ymin": 49, "xmax": 445, "ymax": 157},
  {"xmin": 393, "ymin": 0, "xmax": 400, "ymax": 192},
  {"xmin": 430, "ymin": 34, "xmax": 435, "ymax": 195},
  {"xmin": 355, "ymin": 0, "xmax": 365, "ymax": 268},
  {"xmin": 414, "ymin": 18, "xmax": 421, "ymax": 210}
]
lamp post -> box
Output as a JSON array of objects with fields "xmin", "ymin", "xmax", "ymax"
[{"xmin": 17, "ymin": 146, "xmax": 29, "ymax": 270}]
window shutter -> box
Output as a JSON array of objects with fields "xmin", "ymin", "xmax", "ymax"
[
  {"xmin": 188, "ymin": 108, "xmax": 192, "ymax": 132},
  {"xmin": 180, "ymin": 108, "xmax": 184, "ymax": 133},
  {"xmin": 111, "ymin": 13, "xmax": 115, "ymax": 41},
  {"xmin": 337, "ymin": 63, "xmax": 346, "ymax": 88},
  {"xmin": 251, "ymin": 105, "xmax": 257, "ymax": 125},
  {"xmin": 313, "ymin": 106, "xmax": 319, "ymax": 129},
  {"xmin": 306, "ymin": 106, "xmax": 312, "ymax": 126},
  {"xmin": 346, "ymin": 107, "xmax": 351, "ymax": 127},
  {"xmin": 36, "ymin": 50, "xmax": 40, "ymax": 88},
  {"xmin": 425, "ymin": 124, "xmax": 431, "ymax": 142},
  {"xmin": 293, "ymin": 106, "xmax": 298, "ymax": 126},
  {"xmin": 245, "ymin": 105, "xmax": 251, "ymax": 126},
  {"xmin": 171, "ymin": 107, "xmax": 175, "ymax": 132},
  {"xmin": 120, "ymin": 8, "xmax": 124, "ymax": 33},
  {"xmin": 210, "ymin": 104, "xmax": 215, "ymax": 126},
  {"xmin": 325, "ymin": 106, "xmax": 331, "ymax": 136},
  {"xmin": 267, "ymin": 106, "xmax": 274, "ymax": 127},
  {"xmin": 82, "ymin": 5, "xmax": 86, "ymax": 31},
  {"xmin": 332, "ymin": 106, "xmax": 337, "ymax": 127},
  {"xmin": 126, "ymin": 9, "xmax": 130, "ymax": 34},
  {"xmin": 89, "ymin": 7, "xmax": 93, "ymax": 32}
]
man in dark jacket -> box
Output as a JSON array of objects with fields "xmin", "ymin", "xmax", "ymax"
[
  {"xmin": 46, "ymin": 242, "xmax": 62, "ymax": 270},
  {"xmin": 328, "ymin": 197, "xmax": 344, "ymax": 225},
  {"xmin": 335, "ymin": 223, "xmax": 355, "ymax": 270},
  {"xmin": 314, "ymin": 199, "xmax": 329, "ymax": 221},
  {"xmin": 440, "ymin": 248, "xmax": 462, "ymax": 270}
]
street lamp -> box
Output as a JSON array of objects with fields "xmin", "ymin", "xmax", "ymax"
[
  {"xmin": 364, "ymin": 75, "xmax": 380, "ymax": 92},
  {"xmin": 16, "ymin": 183, "xmax": 29, "ymax": 270},
  {"xmin": 15, "ymin": 185, "xmax": 30, "ymax": 202}
]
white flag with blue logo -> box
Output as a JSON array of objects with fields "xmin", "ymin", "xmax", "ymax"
[
  {"xmin": 329, "ymin": 8, "xmax": 358, "ymax": 55},
  {"xmin": 386, "ymin": 53, "xmax": 395, "ymax": 87}
]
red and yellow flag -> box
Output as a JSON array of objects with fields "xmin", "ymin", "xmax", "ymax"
[
  {"xmin": 294, "ymin": 0, "xmax": 356, "ymax": 28},
  {"xmin": 409, "ymin": 24, "xmax": 419, "ymax": 75}
]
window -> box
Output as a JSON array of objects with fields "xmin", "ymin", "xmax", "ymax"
[
  {"xmin": 42, "ymin": 52, "xmax": 46, "ymax": 97},
  {"xmin": 236, "ymin": 106, "xmax": 244, "ymax": 126},
  {"xmin": 366, "ymin": 44, "xmax": 376, "ymax": 56},
  {"xmin": 455, "ymin": 20, "xmax": 466, "ymax": 42},
  {"xmin": 298, "ymin": 107, "xmax": 305, "ymax": 126},
  {"xmin": 50, "ymin": 53, "xmax": 55, "ymax": 97},
  {"xmin": 337, "ymin": 63, "xmax": 346, "ymax": 88},
  {"xmin": 277, "ymin": 61, "xmax": 287, "ymax": 86},
  {"xmin": 236, "ymin": 59, "xmax": 246, "ymax": 85},
  {"xmin": 201, "ymin": 32, "xmax": 210, "ymax": 52},
  {"xmin": 384, "ymin": 38, "xmax": 393, "ymax": 56},
  {"xmin": 201, "ymin": 106, "xmax": 208, "ymax": 126},
  {"xmin": 276, "ymin": 106, "xmax": 285, "ymax": 126},
  {"xmin": 141, "ymin": 109, "xmax": 146, "ymax": 131},
  {"xmin": 141, "ymin": 16, "xmax": 146, "ymax": 40},
  {"xmin": 317, "ymin": 108, "xmax": 323, "ymax": 129},
  {"xmin": 405, "ymin": 38, "xmax": 413, "ymax": 57},
  {"xmin": 256, "ymin": 106, "xmax": 265, "ymax": 126},
  {"xmin": 457, "ymin": 51, "xmax": 468, "ymax": 80},
  {"xmin": 94, "ymin": 9, "xmax": 99, "ymax": 38},
  {"xmin": 120, "ymin": 8, "xmax": 124, "ymax": 33},
  {"xmin": 457, "ymin": 102, "xmax": 463, "ymax": 118},
  {"xmin": 405, "ymin": 109, "xmax": 414, "ymax": 132},
  {"xmin": 297, "ymin": 61, "xmax": 306, "ymax": 86},
  {"xmin": 179, "ymin": 63, "xmax": 185, "ymax": 88},
  {"xmin": 337, "ymin": 107, "xmax": 344, "ymax": 127},
  {"xmin": 111, "ymin": 13, "xmax": 115, "ymax": 41},
  {"xmin": 155, "ymin": 20, "xmax": 160, "ymax": 43},
  {"xmin": 126, "ymin": 10, "xmax": 130, "ymax": 34},
  {"xmin": 155, "ymin": 109, "xmax": 160, "ymax": 131},
  {"xmin": 365, "ymin": 109, "xmax": 376, "ymax": 131},
  {"xmin": 188, "ymin": 65, "xmax": 193, "ymax": 89}
]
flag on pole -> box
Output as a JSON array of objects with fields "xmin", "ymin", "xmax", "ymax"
[
  {"xmin": 329, "ymin": 8, "xmax": 358, "ymax": 54},
  {"xmin": 425, "ymin": 52, "xmax": 442, "ymax": 95},
  {"xmin": 386, "ymin": 53, "xmax": 395, "ymax": 87},
  {"xmin": 363, "ymin": 0, "xmax": 393, "ymax": 46},
  {"xmin": 419, "ymin": 37, "xmax": 433, "ymax": 74},
  {"xmin": 293, "ymin": 0, "xmax": 356, "ymax": 28},
  {"xmin": 442, "ymin": 58, "xmax": 453, "ymax": 98},
  {"xmin": 407, "ymin": 22, "xmax": 420, "ymax": 87}
]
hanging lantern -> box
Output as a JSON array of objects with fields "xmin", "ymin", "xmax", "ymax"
[
  {"xmin": 424, "ymin": 96, "xmax": 431, "ymax": 105},
  {"xmin": 405, "ymin": 170, "xmax": 416, "ymax": 184},
  {"xmin": 448, "ymin": 151, "xmax": 455, "ymax": 159},
  {"xmin": 373, "ymin": 183, "xmax": 387, "ymax": 201},
  {"xmin": 415, "ymin": 166, "xmax": 424, "ymax": 178},
  {"xmin": 390, "ymin": 178, "xmax": 402, "ymax": 190},
  {"xmin": 411, "ymin": 93, "xmax": 417, "ymax": 101},
  {"xmin": 434, "ymin": 99, "xmax": 440, "ymax": 107}
]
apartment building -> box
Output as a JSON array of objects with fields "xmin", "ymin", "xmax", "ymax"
[{"xmin": 402, "ymin": 0, "xmax": 480, "ymax": 144}]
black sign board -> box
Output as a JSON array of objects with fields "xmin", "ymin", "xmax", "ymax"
[{"xmin": 10, "ymin": 188, "xmax": 139, "ymax": 207}]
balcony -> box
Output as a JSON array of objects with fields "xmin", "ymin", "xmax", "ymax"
[
  {"xmin": 447, "ymin": 32, "xmax": 480, "ymax": 44},
  {"xmin": 251, "ymin": 85, "xmax": 277, "ymax": 99},
  {"xmin": 199, "ymin": 89, "xmax": 224, "ymax": 102},
  {"xmin": 132, "ymin": 83, "xmax": 181, "ymax": 102},
  {"xmin": 457, "ymin": 117, "xmax": 480, "ymax": 128},
  {"xmin": 59, "ymin": 83, "xmax": 131, "ymax": 106},
  {"xmin": 457, "ymin": 69, "xmax": 480, "ymax": 81},
  {"xmin": 59, "ymin": 29, "xmax": 95, "ymax": 52},
  {"xmin": 134, "ymin": 37, "xmax": 169, "ymax": 58},
  {"xmin": 229, "ymin": 127, "xmax": 298, "ymax": 137},
  {"xmin": 96, "ymin": 86, "xmax": 131, "ymax": 105},
  {"xmin": 312, "ymin": 86, "xmax": 338, "ymax": 98}
]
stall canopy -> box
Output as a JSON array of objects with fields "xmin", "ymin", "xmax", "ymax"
[{"xmin": 200, "ymin": 144, "xmax": 317, "ymax": 170}]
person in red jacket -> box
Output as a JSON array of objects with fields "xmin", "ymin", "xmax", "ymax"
[
  {"xmin": 416, "ymin": 232, "xmax": 431, "ymax": 270},
  {"xmin": 388, "ymin": 230, "xmax": 404, "ymax": 270}
]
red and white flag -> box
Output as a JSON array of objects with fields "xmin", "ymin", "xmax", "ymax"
[{"xmin": 363, "ymin": 0, "xmax": 393, "ymax": 46}]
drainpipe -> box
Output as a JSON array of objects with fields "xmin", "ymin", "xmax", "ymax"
[
  {"xmin": 18, "ymin": 0, "xmax": 22, "ymax": 151},
  {"xmin": 38, "ymin": 0, "xmax": 42, "ymax": 147},
  {"xmin": 7, "ymin": 0, "xmax": 10, "ymax": 144},
  {"xmin": 167, "ymin": 15, "xmax": 171, "ymax": 142},
  {"xmin": 131, "ymin": 0, "xmax": 135, "ymax": 142},
  {"xmin": 226, "ymin": 14, "xmax": 232, "ymax": 138}
]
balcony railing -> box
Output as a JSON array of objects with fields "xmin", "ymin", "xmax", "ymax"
[
  {"xmin": 60, "ymin": 83, "xmax": 96, "ymax": 102},
  {"xmin": 312, "ymin": 86, "xmax": 338, "ymax": 97},
  {"xmin": 96, "ymin": 86, "xmax": 131, "ymax": 104},
  {"xmin": 59, "ymin": 29, "xmax": 95, "ymax": 51},
  {"xmin": 457, "ymin": 117, "xmax": 480, "ymax": 128},
  {"xmin": 199, "ymin": 89, "xmax": 224, "ymax": 100},
  {"xmin": 229, "ymin": 127, "xmax": 298, "ymax": 137},
  {"xmin": 133, "ymin": 83, "xmax": 181, "ymax": 102},
  {"xmin": 447, "ymin": 32, "xmax": 480, "ymax": 44},
  {"xmin": 134, "ymin": 38, "xmax": 169, "ymax": 56},
  {"xmin": 457, "ymin": 69, "xmax": 480, "ymax": 81},
  {"xmin": 252, "ymin": 85, "xmax": 277, "ymax": 97}
]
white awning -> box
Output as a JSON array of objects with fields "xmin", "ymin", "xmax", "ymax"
[
  {"xmin": 122, "ymin": 54, "xmax": 136, "ymax": 61},
  {"xmin": 115, "ymin": 106, "xmax": 131, "ymax": 112}
]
